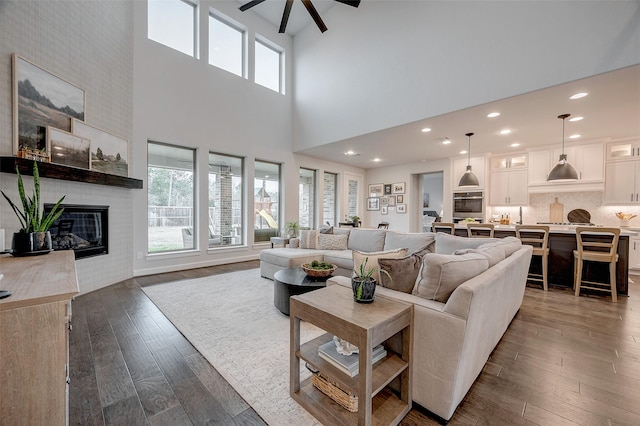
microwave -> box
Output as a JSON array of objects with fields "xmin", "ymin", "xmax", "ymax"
[{"xmin": 453, "ymin": 191, "xmax": 484, "ymax": 222}]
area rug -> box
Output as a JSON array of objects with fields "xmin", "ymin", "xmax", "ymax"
[{"xmin": 142, "ymin": 269, "xmax": 324, "ymax": 425}]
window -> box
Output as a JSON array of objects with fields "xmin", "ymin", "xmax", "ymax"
[
  {"xmin": 323, "ymin": 172, "xmax": 337, "ymax": 227},
  {"xmin": 254, "ymin": 161, "xmax": 281, "ymax": 242},
  {"xmin": 209, "ymin": 153, "xmax": 244, "ymax": 247},
  {"xmin": 299, "ymin": 168, "xmax": 316, "ymax": 230},
  {"xmin": 148, "ymin": 0, "xmax": 197, "ymax": 57},
  {"xmin": 209, "ymin": 12, "xmax": 245, "ymax": 77},
  {"xmin": 255, "ymin": 37, "xmax": 283, "ymax": 93},
  {"xmin": 147, "ymin": 142, "xmax": 195, "ymax": 253}
]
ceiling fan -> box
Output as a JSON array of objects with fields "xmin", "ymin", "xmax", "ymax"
[{"xmin": 239, "ymin": 0, "xmax": 361, "ymax": 33}]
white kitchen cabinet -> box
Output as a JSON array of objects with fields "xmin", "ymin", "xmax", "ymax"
[
  {"xmin": 528, "ymin": 142, "xmax": 604, "ymax": 190},
  {"xmin": 490, "ymin": 154, "xmax": 527, "ymax": 170},
  {"xmin": 553, "ymin": 143, "xmax": 604, "ymax": 182},
  {"xmin": 528, "ymin": 149, "xmax": 552, "ymax": 184},
  {"xmin": 630, "ymin": 237, "xmax": 640, "ymax": 270},
  {"xmin": 604, "ymin": 160, "xmax": 640, "ymax": 204},
  {"xmin": 606, "ymin": 140, "xmax": 640, "ymax": 161},
  {"xmin": 452, "ymin": 156, "xmax": 485, "ymax": 190},
  {"xmin": 489, "ymin": 169, "xmax": 528, "ymax": 205}
]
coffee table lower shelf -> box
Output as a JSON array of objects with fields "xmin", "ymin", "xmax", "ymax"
[{"xmin": 293, "ymin": 378, "xmax": 410, "ymax": 426}]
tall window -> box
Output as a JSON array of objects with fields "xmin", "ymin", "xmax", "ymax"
[
  {"xmin": 209, "ymin": 153, "xmax": 244, "ymax": 247},
  {"xmin": 323, "ymin": 172, "xmax": 337, "ymax": 227},
  {"xmin": 299, "ymin": 168, "xmax": 316, "ymax": 230},
  {"xmin": 255, "ymin": 37, "xmax": 283, "ymax": 93},
  {"xmin": 147, "ymin": 142, "xmax": 195, "ymax": 253},
  {"xmin": 346, "ymin": 176, "xmax": 360, "ymax": 219},
  {"xmin": 148, "ymin": 0, "xmax": 197, "ymax": 57},
  {"xmin": 254, "ymin": 161, "xmax": 281, "ymax": 242},
  {"xmin": 209, "ymin": 12, "xmax": 245, "ymax": 77}
]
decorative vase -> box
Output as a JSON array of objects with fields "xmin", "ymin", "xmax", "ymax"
[
  {"xmin": 352, "ymin": 277, "xmax": 376, "ymax": 303},
  {"xmin": 11, "ymin": 231, "xmax": 53, "ymax": 256}
]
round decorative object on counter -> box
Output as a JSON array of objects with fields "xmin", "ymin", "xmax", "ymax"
[{"xmin": 567, "ymin": 209, "xmax": 591, "ymax": 224}]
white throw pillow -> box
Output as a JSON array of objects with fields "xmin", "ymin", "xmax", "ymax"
[
  {"xmin": 352, "ymin": 248, "xmax": 408, "ymax": 282},
  {"xmin": 299, "ymin": 230, "xmax": 319, "ymax": 249},
  {"xmin": 317, "ymin": 234, "xmax": 349, "ymax": 250}
]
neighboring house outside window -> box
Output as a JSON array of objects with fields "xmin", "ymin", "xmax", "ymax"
[
  {"xmin": 254, "ymin": 160, "xmax": 281, "ymax": 242},
  {"xmin": 209, "ymin": 152, "xmax": 244, "ymax": 247},
  {"xmin": 323, "ymin": 171, "xmax": 337, "ymax": 227},
  {"xmin": 299, "ymin": 168, "xmax": 316, "ymax": 230}
]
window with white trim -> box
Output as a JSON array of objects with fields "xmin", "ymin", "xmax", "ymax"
[
  {"xmin": 255, "ymin": 36, "xmax": 283, "ymax": 93},
  {"xmin": 299, "ymin": 168, "xmax": 316, "ymax": 230},
  {"xmin": 209, "ymin": 12, "xmax": 245, "ymax": 77},
  {"xmin": 148, "ymin": 0, "xmax": 198, "ymax": 57},
  {"xmin": 209, "ymin": 152, "xmax": 244, "ymax": 247}
]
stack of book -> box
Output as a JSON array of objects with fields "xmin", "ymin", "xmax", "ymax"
[{"xmin": 318, "ymin": 340, "xmax": 386, "ymax": 377}]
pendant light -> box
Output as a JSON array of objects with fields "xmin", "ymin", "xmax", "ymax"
[
  {"xmin": 458, "ymin": 132, "xmax": 479, "ymax": 187},
  {"xmin": 548, "ymin": 114, "xmax": 578, "ymax": 181}
]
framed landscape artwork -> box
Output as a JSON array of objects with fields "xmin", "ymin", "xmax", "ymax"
[
  {"xmin": 367, "ymin": 197, "xmax": 380, "ymax": 211},
  {"xmin": 71, "ymin": 119, "xmax": 128, "ymax": 177},
  {"xmin": 47, "ymin": 126, "xmax": 90, "ymax": 169},
  {"xmin": 13, "ymin": 54, "xmax": 85, "ymax": 155}
]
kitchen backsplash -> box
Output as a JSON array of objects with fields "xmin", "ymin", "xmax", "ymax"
[{"xmin": 487, "ymin": 192, "xmax": 640, "ymax": 228}]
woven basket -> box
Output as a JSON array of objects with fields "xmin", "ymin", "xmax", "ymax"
[
  {"xmin": 301, "ymin": 263, "xmax": 337, "ymax": 278},
  {"xmin": 311, "ymin": 373, "xmax": 358, "ymax": 412}
]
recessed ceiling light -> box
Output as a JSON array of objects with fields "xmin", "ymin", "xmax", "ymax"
[
  {"xmin": 372, "ymin": 158, "xmax": 381, "ymax": 162},
  {"xmin": 459, "ymin": 150, "xmax": 468, "ymax": 155},
  {"xmin": 421, "ymin": 127, "xmax": 432, "ymax": 133},
  {"xmin": 265, "ymin": 175, "xmax": 269, "ymax": 178},
  {"xmin": 344, "ymin": 150, "xmax": 358, "ymax": 156},
  {"xmin": 570, "ymin": 92, "xmax": 588, "ymax": 99},
  {"xmin": 569, "ymin": 116, "xmax": 584, "ymax": 122},
  {"xmin": 510, "ymin": 143, "xmax": 520, "ymax": 147},
  {"xmin": 442, "ymin": 138, "xmax": 451, "ymax": 145},
  {"xmin": 569, "ymin": 134, "xmax": 581, "ymax": 139},
  {"xmin": 487, "ymin": 112, "xmax": 500, "ymax": 118},
  {"xmin": 500, "ymin": 129, "xmax": 511, "ymax": 135}
]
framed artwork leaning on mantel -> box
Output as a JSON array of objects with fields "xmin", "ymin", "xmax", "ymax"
[{"xmin": 71, "ymin": 119, "xmax": 128, "ymax": 177}]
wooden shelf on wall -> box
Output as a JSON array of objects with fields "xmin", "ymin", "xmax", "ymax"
[{"xmin": 0, "ymin": 157, "xmax": 143, "ymax": 189}]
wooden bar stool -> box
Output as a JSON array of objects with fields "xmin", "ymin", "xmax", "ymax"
[
  {"xmin": 515, "ymin": 225, "xmax": 550, "ymax": 291},
  {"xmin": 467, "ymin": 223, "xmax": 494, "ymax": 238},
  {"xmin": 432, "ymin": 222, "xmax": 455, "ymax": 234},
  {"xmin": 574, "ymin": 227, "xmax": 620, "ymax": 302}
]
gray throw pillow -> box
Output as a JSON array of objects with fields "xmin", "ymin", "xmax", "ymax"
[
  {"xmin": 435, "ymin": 232, "xmax": 500, "ymax": 254},
  {"xmin": 320, "ymin": 226, "xmax": 334, "ymax": 234},
  {"xmin": 378, "ymin": 244, "xmax": 434, "ymax": 293}
]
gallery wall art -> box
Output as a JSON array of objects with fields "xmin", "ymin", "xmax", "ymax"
[
  {"xmin": 72, "ymin": 119, "xmax": 129, "ymax": 177},
  {"xmin": 47, "ymin": 126, "xmax": 90, "ymax": 169}
]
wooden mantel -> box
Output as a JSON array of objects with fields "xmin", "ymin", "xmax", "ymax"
[{"xmin": 0, "ymin": 156, "xmax": 143, "ymax": 189}]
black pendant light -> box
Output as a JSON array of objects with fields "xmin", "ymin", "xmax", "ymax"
[
  {"xmin": 458, "ymin": 132, "xmax": 479, "ymax": 187},
  {"xmin": 548, "ymin": 114, "xmax": 578, "ymax": 181}
]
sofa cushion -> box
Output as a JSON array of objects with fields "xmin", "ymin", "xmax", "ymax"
[
  {"xmin": 352, "ymin": 248, "xmax": 408, "ymax": 282},
  {"xmin": 259, "ymin": 248, "xmax": 326, "ymax": 268},
  {"xmin": 383, "ymin": 231, "xmax": 436, "ymax": 254},
  {"xmin": 333, "ymin": 227, "xmax": 352, "ymax": 236},
  {"xmin": 435, "ymin": 232, "xmax": 500, "ymax": 254},
  {"xmin": 413, "ymin": 252, "xmax": 489, "ymax": 302},
  {"xmin": 378, "ymin": 244, "xmax": 432, "ymax": 293},
  {"xmin": 348, "ymin": 229, "xmax": 387, "ymax": 252},
  {"xmin": 479, "ymin": 236, "xmax": 522, "ymax": 258},
  {"xmin": 299, "ymin": 230, "xmax": 319, "ymax": 249},
  {"xmin": 320, "ymin": 226, "xmax": 334, "ymax": 234},
  {"xmin": 323, "ymin": 250, "xmax": 353, "ymax": 269},
  {"xmin": 318, "ymin": 234, "xmax": 349, "ymax": 250},
  {"xmin": 455, "ymin": 245, "xmax": 505, "ymax": 267}
]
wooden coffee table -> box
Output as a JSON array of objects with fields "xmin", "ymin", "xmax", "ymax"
[
  {"xmin": 290, "ymin": 285, "xmax": 413, "ymax": 425},
  {"xmin": 273, "ymin": 267, "xmax": 329, "ymax": 315}
]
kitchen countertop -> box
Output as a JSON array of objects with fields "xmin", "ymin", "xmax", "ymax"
[{"xmin": 453, "ymin": 223, "xmax": 638, "ymax": 236}]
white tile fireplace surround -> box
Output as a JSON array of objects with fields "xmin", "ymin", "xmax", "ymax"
[{"xmin": 0, "ymin": 174, "xmax": 134, "ymax": 294}]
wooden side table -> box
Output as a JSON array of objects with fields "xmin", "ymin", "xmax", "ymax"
[
  {"xmin": 270, "ymin": 237, "xmax": 290, "ymax": 248},
  {"xmin": 290, "ymin": 285, "xmax": 412, "ymax": 425}
]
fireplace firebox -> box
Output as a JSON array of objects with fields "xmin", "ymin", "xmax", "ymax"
[{"xmin": 44, "ymin": 204, "xmax": 108, "ymax": 259}]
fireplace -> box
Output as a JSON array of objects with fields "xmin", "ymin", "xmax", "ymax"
[{"xmin": 44, "ymin": 204, "xmax": 108, "ymax": 259}]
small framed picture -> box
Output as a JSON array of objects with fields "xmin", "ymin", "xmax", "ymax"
[
  {"xmin": 368, "ymin": 183, "xmax": 384, "ymax": 197},
  {"xmin": 397, "ymin": 195, "xmax": 404, "ymax": 204},
  {"xmin": 380, "ymin": 197, "xmax": 388, "ymax": 206},
  {"xmin": 47, "ymin": 127, "xmax": 91, "ymax": 169},
  {"xmin": 397, "ymin": 204, "xmax": 407, "ymax": 213},
  {"xmin": 392, "ymin": 182, "xmax": 406, "ymax": 194},
  {"xmin": 388, "ymin": 195, "xmax": 396, "ymax": 207},
  {"xmin": 381, "ymin": 206, "xmax": 388, "ymax": 215},
  {"xmin": 367, "ymin": 197, "xmax": 380, "ymax": 211},
  {"xmin": 384, "ymin": 184, "xmax": 392, "ymax": 195}
]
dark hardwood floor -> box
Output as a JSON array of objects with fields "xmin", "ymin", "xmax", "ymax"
[{"xmin": 70, "ymin": 261, "xmax": 640, "ymax": 425}]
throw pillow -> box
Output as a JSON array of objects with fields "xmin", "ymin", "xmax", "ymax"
[
  {"xmin": 435, "ymin": 232, "xmax": 499, "ymax": 254},
  {"xmin": 317, "ymin": 234, "xmax": 349, "ymax": 250},
  {"xmin": 455, "ymin": 245, "xmax": 505, "ymax": 268},
  {"xmin": 299, "ymin": 230, "xmax": 319, "ymax": 249},
  {"xmin": 320, "ymin": 226, "xmax": 334, "ymax": 234},
  {"xmin": 413, "ymin": 252, "xmax": 489, "ymax": 302},
  {"xmin": 352, "ymin": 248, "xmax": 408, "ymax": 282},
  {"xmin": 383, "ymin": 231, "xmax": 436, "ymax": 254},
  {"xmin": 378, "ymin": 244, "xmax": 433, "ymax": 293}
]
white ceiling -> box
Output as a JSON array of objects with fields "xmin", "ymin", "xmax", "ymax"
[{"xmin": 296, "ymin": 64, "xmax": 640, "ymax": 169}]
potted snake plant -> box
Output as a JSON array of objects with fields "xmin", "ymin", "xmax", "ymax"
[
  {"xmin": 352, "ymin": 257, "xmax": 391, "ymax": 303},
  {"xmin": 1, "ymin": 162, "xmax": 65, "ymax": 255}
]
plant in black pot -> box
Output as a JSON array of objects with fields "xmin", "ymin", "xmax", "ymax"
[
  {"xmin": 1, "ymin": 162, "xmax": 65, "ymax": 256},
  {"xmin": 352, "ymin": 257, "xmax": 391, "ymax": 303}
]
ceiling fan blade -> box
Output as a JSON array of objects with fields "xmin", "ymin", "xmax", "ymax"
[
  {"xmin": 334, "ymin": 0, "xmax": 361, "ymax": 7},
  {"xmin": 279, "ymin": 0, "xmax": 294, "ymax": 33},
  {"xmin": 239, "ymin": 0, "xmax": 267, "ymax": 12},
  {"xmin": 301, "ymin": 0, "xmax": 327, "ymax": 33}
]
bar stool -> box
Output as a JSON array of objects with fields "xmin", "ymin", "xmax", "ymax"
[
  {"xmin": 432, "ymin": 222, "xmax": 455, "ymax": 234},
  {"xmin": 467, "ymin": 223, "xmax": 494, "ymax": 238},
  {"xmin": 515, "ymin": 225, "xmax": 550, "ymax": 291},
  {"xmin": 573, "ymin": 227, "xmax": 620, "ymax": 302},
  {"xmin": 377, "ymin": 222, "xmax": 390, "ymax": 229}
]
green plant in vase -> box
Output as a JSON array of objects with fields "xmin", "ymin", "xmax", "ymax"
[
  {"xmin": 285, "ymin": 220, "xmax": 299, "ymax": 238},
  {"xmin": 1, "ymin": 162, "xmax": 65, "ymax": 255},
  {"xmin": 351, "ymin": 257, "xmax": 391, "ymax": 303}
]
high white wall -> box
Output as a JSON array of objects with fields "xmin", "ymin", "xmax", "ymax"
[
  {"xmin": 0, "ymin": 0, "xmax": 134, "ymax": 294},
  {"xmin": 293, "ymin": 1, "xmax": 640, "ymax": 150}
]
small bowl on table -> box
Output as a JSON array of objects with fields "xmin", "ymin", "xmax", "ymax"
[{"xmin": 301, "ymin": 263, "xmax": 337, "ymax": 278}]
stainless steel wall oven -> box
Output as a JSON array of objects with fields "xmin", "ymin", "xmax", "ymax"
[{"xmin": 453, "ymin": 191, "xmax": 484, "ymax": 223}]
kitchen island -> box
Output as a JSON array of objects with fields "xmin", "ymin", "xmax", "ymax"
[{"xmin": 453, "ymin": 225, "xmax": 635, "ymax": 295}]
